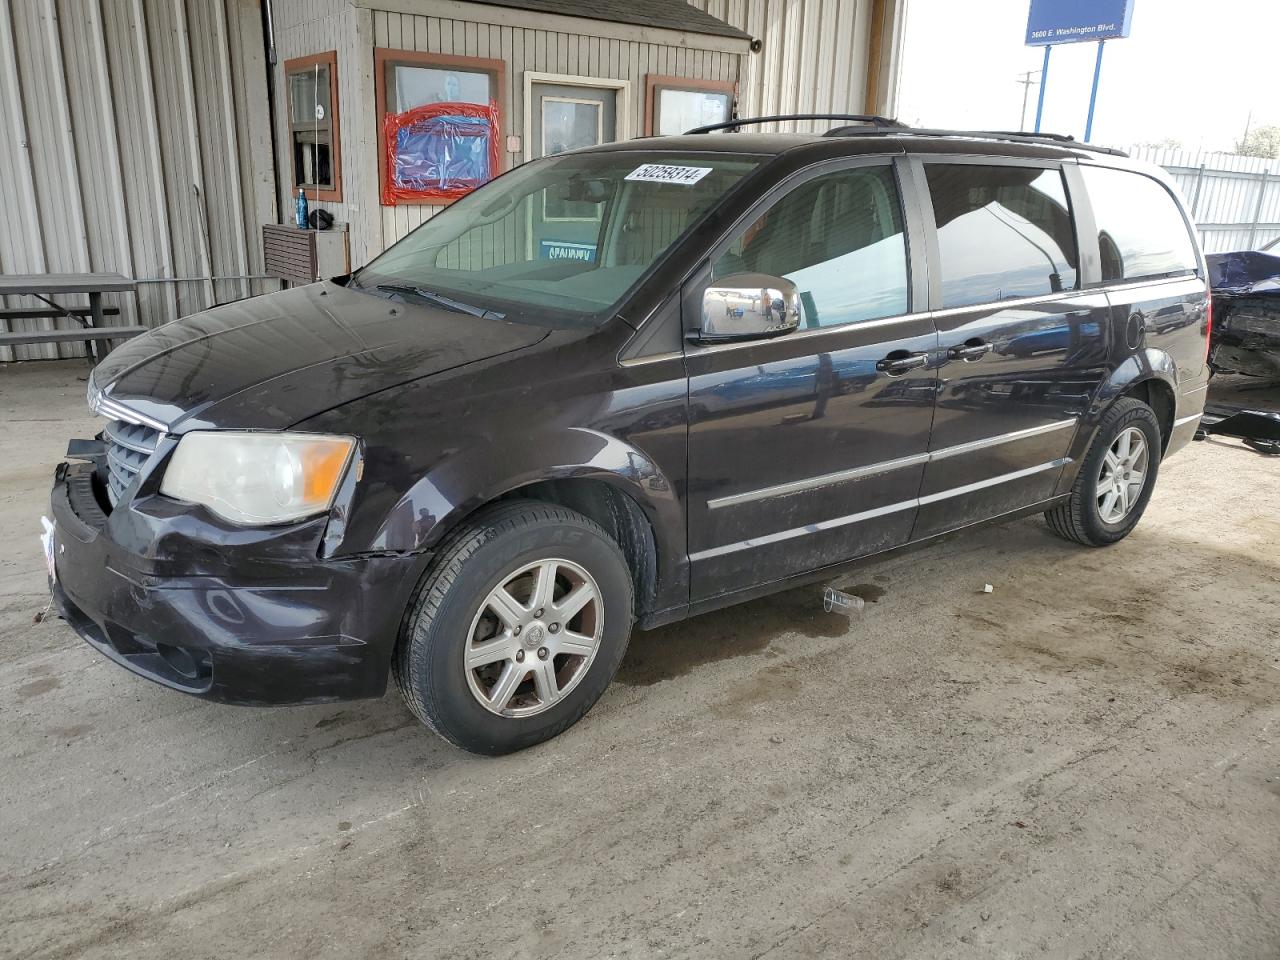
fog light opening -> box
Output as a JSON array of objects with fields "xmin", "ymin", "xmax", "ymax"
[{"xmin": 155, "ymin": 642, "xmax": 210, "ymax": 681}]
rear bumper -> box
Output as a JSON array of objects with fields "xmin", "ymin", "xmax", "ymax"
[
  {"xmin": 1166, "ymin": 377, "xmax": 1210, "ymax": 459},
  {"xmin": 50, "ymin": 462, "xmax": 422, "ymax": 706}
]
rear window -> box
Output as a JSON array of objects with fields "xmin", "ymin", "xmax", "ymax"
[
  {"xmin": 925, "ymin": 164, "xmax": 1079, "ymax": 309},
  {"xmin": 1080, "ymin": 166, "xmax": 1199, "ymax": 282}
]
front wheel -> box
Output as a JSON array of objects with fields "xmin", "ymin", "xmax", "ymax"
[
  {"xmin": 1045, "ymin": 397, "xmax": 1162, "ymax": 546},
  {"xmin": 393, "ymin": 500, "xmax": 633, "ymax": 755}
]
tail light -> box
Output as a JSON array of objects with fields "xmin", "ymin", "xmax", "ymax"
[{"xmin": 1204, "ymin": 293, "xmax": 1213, "ymax": 362}]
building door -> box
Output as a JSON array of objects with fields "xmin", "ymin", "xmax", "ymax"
[
  {"xmin": 685, "ymin": 160, "xmax": 938, "ymax": 600},
  {"xmin": 528, "ymin": 80, "xmax": 619, "ymax": 265}
]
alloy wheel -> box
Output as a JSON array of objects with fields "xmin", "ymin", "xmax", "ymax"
[
  {"xmin": 1096, "ymin": 426, "xmax": 1149, "ymax": 524},
  {"xmin": 464, "ymin": 558, "xmax": 604, "ymax": 718}
]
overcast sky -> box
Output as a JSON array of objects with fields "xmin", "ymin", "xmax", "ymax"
[{"xmin": 896, "ymin": 0, "xmax": 1280, "ymax": 154}]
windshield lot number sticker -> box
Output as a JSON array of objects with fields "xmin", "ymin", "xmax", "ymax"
[{"xmin": 625, "ymin": 164, "xmax": 712, "ymax": 185}]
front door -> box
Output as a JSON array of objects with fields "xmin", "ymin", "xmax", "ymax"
[
  {"xmin": 529, "ymin": 81, "xmax": 618, "ymax": 265},
  {"xmin": 685, "ymin": 160, "xmax": 938, "ymax": 600},
  {"xmin": 911, "ymin": 158, "xmax": 1110, "ymax": 540}
]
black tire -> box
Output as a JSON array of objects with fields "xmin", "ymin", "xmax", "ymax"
[
  {"xmin": 1045, "ymin": 397, "xmax": 1162, "ymax": 547},
  {"xmin": 393, "ymin": 499, "xmax": 633, "ymax": 755}
]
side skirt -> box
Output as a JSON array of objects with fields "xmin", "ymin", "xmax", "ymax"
[{"xmin": 635, "ymin": 494, "xmax": 1071, "ymax": 630}]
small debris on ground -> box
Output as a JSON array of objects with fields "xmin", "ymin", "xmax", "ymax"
[
  {"xmin": 981, "ymin": 584, "xmax": 994, "ymax": 594},
  {"xmin": 822, "ymin": 587, "xmax": 864, "ymax": 616}
]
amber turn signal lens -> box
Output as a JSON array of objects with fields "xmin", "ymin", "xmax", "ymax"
[{"xmin": 161, "ymin": 432, "xmax": 357, "ymax": 526}]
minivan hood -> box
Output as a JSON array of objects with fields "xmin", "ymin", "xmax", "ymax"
[{"xmin": 92, "ymin": 281, "xmax": 550, "ymax": 430}]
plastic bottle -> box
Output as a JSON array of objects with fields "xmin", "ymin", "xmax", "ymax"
[{"xmin": 295, "ymin": 188, "xmax": 309, "ymax": 229}]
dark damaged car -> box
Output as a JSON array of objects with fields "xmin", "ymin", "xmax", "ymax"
[
  {"xmin": 46, "ymin": 121, "xmax": 1211, "ymax": 754},
  {"xmin": 1207, "ymin": 234, "xmax": 1280, "ymax": 378}
]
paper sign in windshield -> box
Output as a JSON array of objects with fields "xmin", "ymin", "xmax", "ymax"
[{"xmin": 625, "ymin": 164, "xmax": 712, "ymax": 185}]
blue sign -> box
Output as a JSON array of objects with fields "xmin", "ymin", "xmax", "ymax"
[
  {"xmin": 539, "ymin": 240, "xmax": 597, "ymax": 263},
  {"xmin": 1026, "ymin": 0, "xmax": 1134, "ymax": 46}
]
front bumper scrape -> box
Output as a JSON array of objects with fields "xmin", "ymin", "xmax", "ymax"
[{"xmin": 49, "ymin": 461, "xmax": 422, "ymax": 706}]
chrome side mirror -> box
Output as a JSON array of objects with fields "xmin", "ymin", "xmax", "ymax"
[{"xmin": 696, "ymin": 273, "xmax": 801, "ymax": 342}]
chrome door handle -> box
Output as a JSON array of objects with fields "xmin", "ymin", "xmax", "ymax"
[
  {"xmin": 876, "ymin": 351, "xmax": 929, "ymax": 375},
  {"xmin": 947, "ymin": 340, "xmax": 992, "ymax": 361}
]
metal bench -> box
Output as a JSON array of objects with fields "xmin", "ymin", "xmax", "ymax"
[
  {"xmin": 0, "ymin": 272, "xmax": 141, "ymax": 363},
  {"xmin": 0, "ymin": 327, "xmax": 146, "ymax": 347}
]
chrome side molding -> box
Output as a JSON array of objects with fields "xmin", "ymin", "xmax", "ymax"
[
  {"xmin": 708, "ymin": 419, "xmax": 1077, "ymax": 510},
  {"xmin": 691, "ymin": 457, "xmax": 1072, "ymax": 562}
]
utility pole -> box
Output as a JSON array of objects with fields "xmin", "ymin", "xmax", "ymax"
[
  {"xmin": 1017, "ymin": 70, "xmax": 1039, "ymax": 132},
  {"xmin": 1239, "ymin": 110, "xmax": 1252, "ymax": 151},
  {"xmin": 1034, "ymin": 45, "xmax": 1052, "ymax": 133}
]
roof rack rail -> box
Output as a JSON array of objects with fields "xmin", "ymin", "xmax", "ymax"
[
  {"xmin": 683, "ymin": 114, "xmax": 1129, "ymax": 157},
  {"xmin": 686, "ymin": 114, "xmax": 905, "ymax": 134},
  {"xmin": 824, "ymin": 123, "xmax": 1128, "ymax": 157}
]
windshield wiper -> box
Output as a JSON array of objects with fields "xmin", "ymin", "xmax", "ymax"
[{"xmin": 376, "ymin": 283, "xmax": 506, "ymax": 320}]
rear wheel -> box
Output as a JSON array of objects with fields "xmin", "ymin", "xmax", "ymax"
[
  {"xmin": 1045, "ymin": 397, "xmax": 1162, "ymax": 546},
  {"xmin": 393, "ymin": 500, "xmax": 633, "ymax": 755}
]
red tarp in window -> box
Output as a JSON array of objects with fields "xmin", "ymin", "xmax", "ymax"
[{"xmin": 382, "ymin": 100, "xmax": 500, "ymax": 205}]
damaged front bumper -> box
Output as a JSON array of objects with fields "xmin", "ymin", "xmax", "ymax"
[{"xmin": 48, "ymin": 460, "xmax": 422, "ymax": 706}]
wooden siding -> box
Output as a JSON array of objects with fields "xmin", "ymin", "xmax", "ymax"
[
  {"xmin": 366, "ymin": 7, "xmax": 743, "ymax": 250},
  {"xmin": 273, "ymin": 0, "xmax": 889, "ymax": 265}
]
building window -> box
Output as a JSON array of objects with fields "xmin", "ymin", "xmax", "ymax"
[
  {"xmin": 285, "ymin": 51, "xmax": 342, "ymax": 202},
  {"xmin": 540, "ymin": 96, "xmax": 604, "ymax": 220},
  {"xmin": 645, "ymin": 75, "xmax": 735, "ymax": 136},
  {"xmin": 374, "ymin": 50, "xmax": 506, "ymax": 205}
]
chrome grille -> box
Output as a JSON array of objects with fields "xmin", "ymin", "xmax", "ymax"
[{"xmin": 103, "ymin": 419, "xmax": 161, "ymax": 506}]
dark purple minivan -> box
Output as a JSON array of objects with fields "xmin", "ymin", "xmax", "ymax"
[{"xmin": 48, "ymin": 119, "xmax": 1210, "ymax": 753}]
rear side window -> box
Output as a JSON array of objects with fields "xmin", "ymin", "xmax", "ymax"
[
  {"xmin": 712, "ymin": 164, "xmax": 910, "ymax": 328},
  {"xmin": 925, "ymin": 164, "xmax": 1078, "ymax": 309},
  {"xmin": 1080, "ymin": 166, "xmax": 1199, "ymax": 282}
]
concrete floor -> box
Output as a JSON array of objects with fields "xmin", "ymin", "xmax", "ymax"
[{"xmin": 2, "ymin": 359, "xmax": 1278, "ymax": 960}]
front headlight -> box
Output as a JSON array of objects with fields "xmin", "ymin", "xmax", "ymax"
[{"xmin": 160, "ymin": 432, "xmax": 357, "ymax": 525}]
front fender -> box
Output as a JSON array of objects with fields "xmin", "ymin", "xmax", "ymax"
[{"xmin": 362, "ymin": 426, "xmax": 683, "ymax": 557}]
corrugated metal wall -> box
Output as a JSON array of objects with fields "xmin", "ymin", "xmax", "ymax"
[
  {"xmin": 1128, "ymin": 145, "xmax": 1280, "ymax": 254},
  {"xmin": 0, "ymin": 0, "xmax": 277, "ymax": 361},
  {"xmin": 686, "ymin": 0, "xmax": 874, "ymax": 133}
]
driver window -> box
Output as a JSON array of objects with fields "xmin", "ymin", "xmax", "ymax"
[{"xmin": 712, "ymin": 165, "xmax": 910, "ymax": 328}]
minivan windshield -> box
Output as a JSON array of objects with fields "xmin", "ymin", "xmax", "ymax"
[{"xmin": 351, "ymin": 151, "xmax": 764, "ymax": 325}]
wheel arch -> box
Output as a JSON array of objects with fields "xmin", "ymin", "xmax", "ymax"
[
  {"xmin": 498, "ymin": 478, "xmax": 659, "ymax": 619},
  {"xmin": 1093, "ymin": 350, "xmax": 1179, "ymax": 450},
  {"xmin": 1116, "ymin": 377, "xmax": 1174, "ymax": 451},
  {"xmin": 364, "ymin": 429, "xmax": 683, "ymax": 620},
  {"xmin": 1057, "ymin": 355, "xmax": 1178, "ymax": 498}
]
